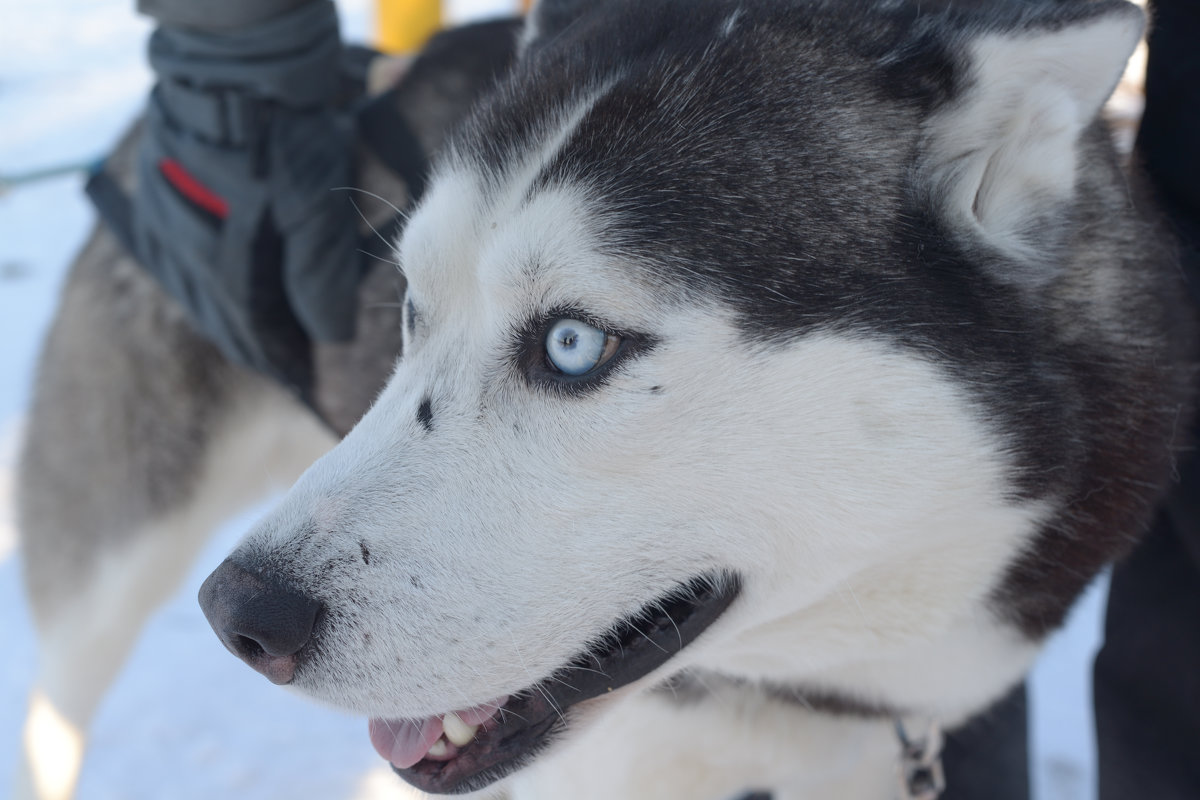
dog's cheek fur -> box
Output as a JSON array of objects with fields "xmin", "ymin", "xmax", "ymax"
[{"xmin": 595, "ymin": 327, "xmax": 1050, "ymax": 721}]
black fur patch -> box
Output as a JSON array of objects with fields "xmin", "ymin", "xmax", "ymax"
[{"xmin": 417, "ymin": 397, "xmax": 434, "ymax": 431}]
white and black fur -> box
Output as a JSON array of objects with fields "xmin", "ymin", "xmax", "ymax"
[{"xmin": 18, "ymin": 1, "xmax": 1197, "ymax": 799}]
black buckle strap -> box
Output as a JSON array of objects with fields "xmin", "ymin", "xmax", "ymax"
[{"xmin": 156, "ymin": 80, "xmax": 268, "ymax": 148}]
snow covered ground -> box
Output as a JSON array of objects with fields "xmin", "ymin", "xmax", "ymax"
[{"xmin": 1, "ymin": 2, "xmax": 1110, "ymax": 798}]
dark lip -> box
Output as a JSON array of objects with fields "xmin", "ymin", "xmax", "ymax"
[{"xmin": 392, "ymin": 572, "xmax": 741, "ymax": 795}]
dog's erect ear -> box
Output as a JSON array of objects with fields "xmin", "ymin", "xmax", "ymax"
[{"xmin": 921, "ymin": 0, "xmax": 1143, "ymax": 282}]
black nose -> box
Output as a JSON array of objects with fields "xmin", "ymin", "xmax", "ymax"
[{"xmin": 197, "ymin": 557, "xmax": 321, "ymax": 685}]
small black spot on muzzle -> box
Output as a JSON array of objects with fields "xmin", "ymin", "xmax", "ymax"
[{"xmin": 198, "ymin": 557, "xmax": 321, "ymax": 685}]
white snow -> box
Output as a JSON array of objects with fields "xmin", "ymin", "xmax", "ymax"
[
  {"xmin": 1029, "ymin": 574, "xmax": 1109, "ymax": 800},
  {"xmin": 0, "ymin": 1, "xmax": 1106, "ymax": 798}
]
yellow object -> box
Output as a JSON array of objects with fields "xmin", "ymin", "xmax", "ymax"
[
  {"xmin": 376, "ymin": 0, "xmax": 442, "ymax": 54},
  {"xmin": 376, "ymin": 1, "xmax": 534, "ymax": 55}
]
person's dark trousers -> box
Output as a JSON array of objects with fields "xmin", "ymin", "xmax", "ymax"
[
  {"xmin": 940, "ymin": 684, "xmax": 1031, "ymax": 800},
  {"xmin": 1095, "ymin": 486, "xmax": 1200, "ymax": 800},
  {"xmin": 1094, "ymin": 0, "xmax": 1200, "ymax": 798}
]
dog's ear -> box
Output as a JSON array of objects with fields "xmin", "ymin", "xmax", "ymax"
[
  {"xmin": 518, "ymin": 0, "xmax": 599, "ymax": 58},
  {"xmin": 919, "ymin": 0, "xmax": 1143, "ymax": 284}
]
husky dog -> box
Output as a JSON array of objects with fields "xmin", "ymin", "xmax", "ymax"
[
  {"xmin": 20, "ymin": 0, "xmax": 1196, "ymax": 799},
  {"xmin": 187, "ymin": 0, "xmax": 1198, "ymax": 797},
  {"xmin": 193, "ymin": 0, "xmax": 1197, "ymax": 797}
]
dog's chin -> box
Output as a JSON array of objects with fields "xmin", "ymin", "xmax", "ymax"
[{"xmin": 371, "ymin": 573, "xmax": 741, "ymax": 795}]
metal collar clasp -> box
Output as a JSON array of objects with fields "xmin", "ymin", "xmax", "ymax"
[{"xmin": 895, "ymin": 718, "xmax": 946, "ymax": 800}]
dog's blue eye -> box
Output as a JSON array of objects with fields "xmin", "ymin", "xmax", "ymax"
[{"xmin": 545, "ymin": 319, "xmax": 617, "ymax": 376}]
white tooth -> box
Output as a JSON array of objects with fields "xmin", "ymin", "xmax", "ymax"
[
  {"xmin": 442, "ymin": 712, "xmax": 479, "ymax": 746},
  {"xmin": 427, "ymin": 738, "xmax": 448, "ymax": 757}
]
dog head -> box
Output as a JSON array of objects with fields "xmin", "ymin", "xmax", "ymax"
[{"xmin": 201, "ymin": 0, "xmax": 1164, "ymax": 794}]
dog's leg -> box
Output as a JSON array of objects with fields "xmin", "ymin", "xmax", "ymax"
[
  {"xmin": 13, "ymin": 226, "xmax": 335, "ymax": 800},
  {"xmin": 16, "ymin": 386, "xmax": 332, "ymax": 800}
]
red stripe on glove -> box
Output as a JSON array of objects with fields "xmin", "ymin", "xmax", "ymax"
[{"xmin": 159, "ymin": 158, "xmax": 229, "ymax": 220}]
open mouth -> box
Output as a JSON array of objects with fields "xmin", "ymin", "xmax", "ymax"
[{"xmin": 368, "ymin": 573, "xmax": 740, "ymax": 795}]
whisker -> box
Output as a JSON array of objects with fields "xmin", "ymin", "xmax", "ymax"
[
  {"xmin": 498, "ymin": 620, "xmax": 568, "ymax": 725},
  {"xmin": 631, "ymin": 625, "xmax": 669, "ymax": 654},
  {"xmin": 652, "ymin": 599, "xmax": 684, "ymax": 652},
  {"xmin": 496, "ymin": 706, "xmax": 530, "ymax": 725},
  {"xmin": 339, "ymin": 192, "xmax": 398, "ymax": 254},
  {"xmin": 532, "ymin": 683, "xmax": 568, "ymax": 726},
  {"xmin": 357, "ymin": 246, "xmax": 400, "ymax": 267},
  {"xmin": 331, "ymin": 184, "xmax": 409, "ymax": 220},
  {"xmin": 563, "ymin": 664, "xmax": 612, "ymax": 679}
]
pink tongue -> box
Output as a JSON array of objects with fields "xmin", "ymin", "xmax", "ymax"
[
  {"xmin": 368, "ymin": 697, "xmax": 508, "ymax": 769},
  {"xmin": 368, "ymin": 716, "xmax": 443, "ymax": 769}
]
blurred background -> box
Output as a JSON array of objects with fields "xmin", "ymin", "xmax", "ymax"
[{"xmin": 0, "ymin": 1, "xmax": 1131, "ymax": 798}]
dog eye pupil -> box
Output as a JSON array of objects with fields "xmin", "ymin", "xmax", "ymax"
[{"xmin": 545, "ymin": 319, "xmax": 612, "ymax": 376}]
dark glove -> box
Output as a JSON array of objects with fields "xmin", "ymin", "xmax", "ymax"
[
  {"xmin": 137, "ymin": 0, "xmax": 314, "ymax": 31},
  {"xmin": 132, "ymin": 0, "xmax": 360, "ymax": 390}
]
